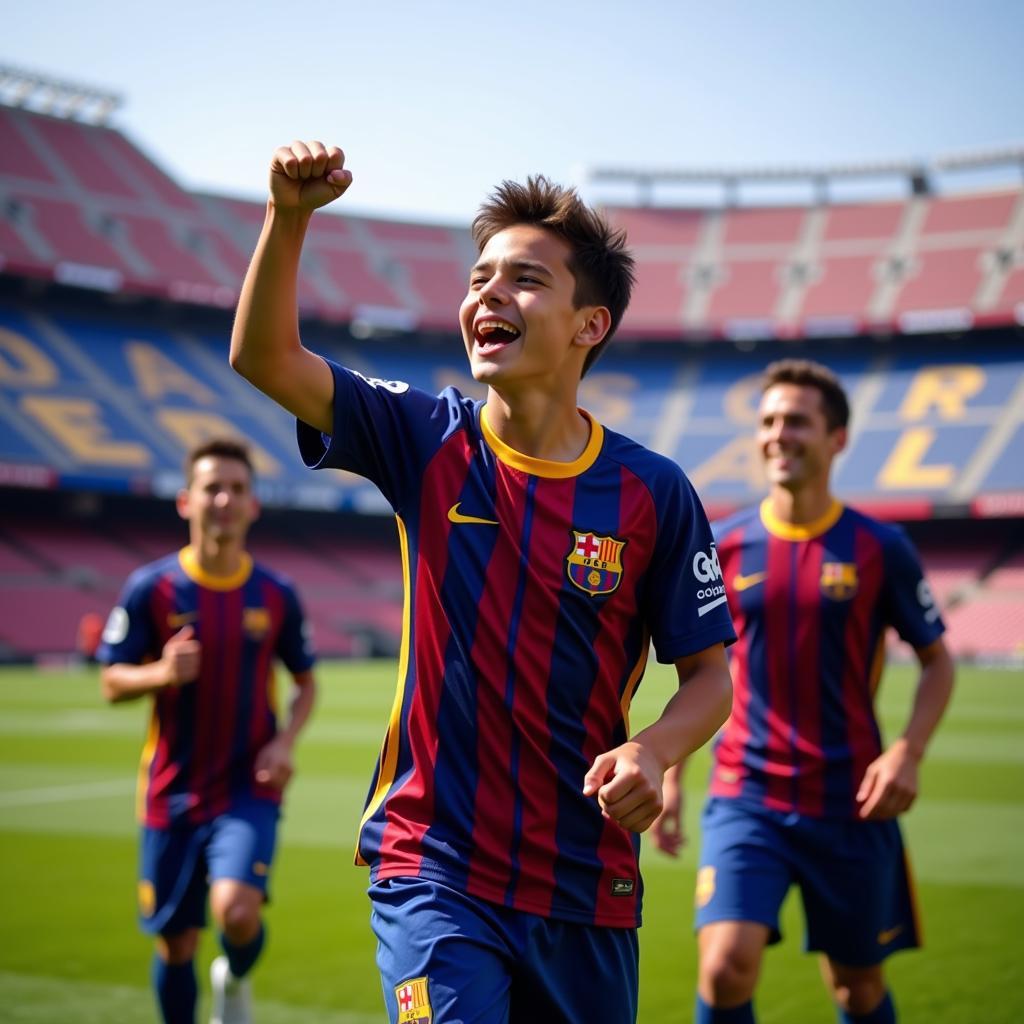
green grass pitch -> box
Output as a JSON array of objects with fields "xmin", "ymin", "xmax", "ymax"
[{"xmin": 1, "ymin": 660, "xmax": 1021, "ymax": 1022}]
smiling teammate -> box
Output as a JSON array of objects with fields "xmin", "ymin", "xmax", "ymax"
[
  {"xmin": 229, "ymin": 140, "xmax": 735, "ymax": 1023},
  {"xmin": 653, "ymin": 360, "xmax": 954, "ymax": 1024},
  {"xmin": 99, "ymin": 439, "xmax": 317, "ymax": 1024}
]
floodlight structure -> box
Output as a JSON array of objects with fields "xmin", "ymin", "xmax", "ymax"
[{"xmin": 0, "ymin": 65, "xmax": 123, "ymax": 124}]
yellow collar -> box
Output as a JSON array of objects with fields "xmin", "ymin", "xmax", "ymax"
[
  {"xmin": 759, "ymin": 497, "xmax": 844, "ymax": 541},
  {"xmin": 178, "ymin": 547, "xmax": 253, "ymax": 591},
  {"xmin": 480, "ymin": 407, "xmax": 604, "ymax": 479}
]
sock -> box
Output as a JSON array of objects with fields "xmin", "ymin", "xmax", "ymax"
[
  {"xmin": 220, "ymin": 922, "xmax": 266, "ymax": 979},
  {"xmin": 152, "ymin": 955, "xmax": 197, "ymax": 1024},
  {"xmin": 695, "ymin": 995, "xmax": 756, "ymax": 1023},
  {"xmin": 839, "ymin": 990, "xmax": 896, "ymax": 1024}
]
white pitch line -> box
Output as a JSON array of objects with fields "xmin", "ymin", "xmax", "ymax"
[{"xmin": 0, "ymin": 779, "xmax": 132, "ymax": 809}]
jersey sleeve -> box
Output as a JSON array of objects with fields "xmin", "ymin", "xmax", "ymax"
[
  {"xmin": 96, "ymin": 571, "xmax": 157, "ymax": 666},
  {"xmin": 275, "ymin": 582, "xmax": 317, "ymax": 675},
  {"xmin": 644, "ymin": 470, "xmax": 737, "ymax": 663},
  {"xmin": 295, "ymin": 359, "xmax": 461, "ymax": 512},
  {"xmin": 882, "ymin": 528, "xmax": 946, "ymax": 649}
]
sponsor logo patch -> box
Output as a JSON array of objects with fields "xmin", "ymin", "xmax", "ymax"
[
  {"xmin": 695, "ymin": 866, "xmax": 716, "ymax": 909},
  {"xmin": 693, "ymin": 543, "xmax": 727, "ymax": 616},
  {"xmin": 566, "ymin": 531, "xmax": 626, "ymax": 596},
  {"xmin": 395, "ymin": 976, "xmax": 432, "ymax": 1023},
  {"xmin": 352, "ymin": 369, "xmax": 409, "ymax": 394},
  {"xmin": 611, "ymin": 877, "xmax": 635, "ymax": 897},
  {"xmin": 917, "ymin": 579, "xmax": 940, "ymax": 623},
  {"xmin": 820, "ymin": 562, "xmax": 858, "ymax": 601},
  {"xmin": 102, "ymin": 606, "xmax": 129, "ymax": 646}
]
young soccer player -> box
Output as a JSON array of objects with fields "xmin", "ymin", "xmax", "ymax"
[
  {"xmin": 229, "ymin": 140, "xmax": 735, "ymax": 1023},
  {"xmin": 653, "ymin": 359, "xmax": 955, "ymax": 1024},
  {"xmin": 99, "ymin": 438, "xmax": 317, "ymax": 1024}
]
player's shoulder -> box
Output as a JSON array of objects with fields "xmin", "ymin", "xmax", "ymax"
[
  {"xmin": 600, "ymin": 424, "xmax": 692, "ymax": 490},
  {"xmin": 121, "ymin": 551, "xmax": 182, "ymax": 594},
  {"xmin": 841, "ymin": 503, "xmax": 912, "ymax": 549},
  {"xmin": 250, "ymin": 559, "xmax": 300, "ymax": 596},
  {"xmin": 711, "ymin": 503, "xmax": 762, "ymax": 544}
]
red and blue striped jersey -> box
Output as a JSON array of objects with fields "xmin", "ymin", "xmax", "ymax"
[
  {"xmin": 710, "ymin": 499, "xmax": 944, "ymax": 819},
  {"xmin": 99, "ymin": 548, "xmax": 315, "ymax": 828},
  {"xmin": 298, "ymin": 362, "xmax": 735, "ymax": 927}
]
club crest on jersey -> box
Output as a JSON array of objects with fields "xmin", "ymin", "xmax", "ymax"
[
  {"xmin": 567, "ymin": 531, "xmax": 626, "ymax": 596},
  {"xmin": 243, "ymin": 607, "xmax": 271, "ymax": 638},
  {"xmin": 820, "ymin": 562, "xmax": 858, "ymax": 601},
  {"xmin": 394, "ymin": 976, "xmax": 432, "ymax": 1023}
]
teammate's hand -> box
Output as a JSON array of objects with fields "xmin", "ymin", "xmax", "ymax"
[
  {"xmin": 160, "ymin": 625, "xmax": 200, "ymax": 687},
  {"xmin": 254, "ymin": 735, "xmax": 295, "ymax": 790},
  {"xmin": 269, "ymin": 140, "xmax": 352, "ymax": 213},
  {"xmin": 856, "ymin": 738, "xmax": 920, "ymax": 819},
  {"xmin": 650, "ymin": 769, "xmax": 686, "ymax": 857},
  {"xmin": 583, "ymin": 741, "xmax": 664, "ymax": 833}
]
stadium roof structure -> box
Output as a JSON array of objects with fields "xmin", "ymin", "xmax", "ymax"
[{"xmin": 0, "ymin": 94, "xmax": 1023, "ymax": 342}]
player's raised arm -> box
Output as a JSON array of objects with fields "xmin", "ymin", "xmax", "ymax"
[{"xmin": 229, "ymin": 141, "xmax": 352, "ymax": 435}]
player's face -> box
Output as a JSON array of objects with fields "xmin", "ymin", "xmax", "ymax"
[
  {"xmin": 460, "ymin": 225, "xmax": 593, "ymax": 389},
  {"xmin": 178, "ymin": 455, "xmax": 258, "ymax": 545},
  {"xmin": 758, "ymin": 383, "xmax": 846, "ymax": 491}
]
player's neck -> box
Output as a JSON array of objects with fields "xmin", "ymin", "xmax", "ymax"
[
  {"xmin": 768, "ymin": 482, "xmax": 835, "ymax": 525},
  {"xmin": 483, "ymin": 387, "xmax": 591, "ymax": 463},
  {"xmin": 188, "ymin": 537, "xmax": 246, "ymax": 578}
]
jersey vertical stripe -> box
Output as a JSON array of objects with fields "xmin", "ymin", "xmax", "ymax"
[
  {"xmin": 99, "ymin": 551, "xmax": 314, "ymax": 827},
  {"xmin": 299, "ymin": 365, "xmax": 736, "ymax": 926},
  {"xmin": 711, "ymin": 502, "xmax": 944, "ymax": 818}
]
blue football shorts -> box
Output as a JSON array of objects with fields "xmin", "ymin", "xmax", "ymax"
[
  {"xmin": 694, "ymin": 797, "xmax": 920, "ymax": 967},
  {"xmin": 369, "ymin": 875, "xmax": 639, "ymax": 1024},
  {"xmin": 138, "ymin": 798, "xmax": 280, "ymax": 936}
]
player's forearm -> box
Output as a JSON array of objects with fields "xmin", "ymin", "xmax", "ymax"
[
  {"xmin": 278, "ymin": 673, "xmax": 317, "ymax": 745},
  {"xmin": 899, "ymin": 639, "xmax": 955, "ymax": 759},
  {"xmin": 100, "ymin": 662, "xmax": 169, "ymax": 703},
  {"xmin": 230, "ymin": 202, "xmax": 309, "ymax": 382},
  {"xmin": 633, "ymin": 659, "xmax": 732, "ymax": 770}
]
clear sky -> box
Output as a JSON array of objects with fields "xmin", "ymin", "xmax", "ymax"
[{"xmin": 6, "ymin": 1, "xmax": 1023, "ymax": 222}]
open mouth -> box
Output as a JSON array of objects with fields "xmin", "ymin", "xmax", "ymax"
[{"xmin": 474, "ymin": 318, "xmax": 521, "ymax": 350}]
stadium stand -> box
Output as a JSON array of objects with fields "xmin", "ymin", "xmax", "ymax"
[{"xmin": 0, "ymin": 86, "xmax": 1021, "ymax": 663}]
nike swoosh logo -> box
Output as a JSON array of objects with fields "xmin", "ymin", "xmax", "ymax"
[
  {"xmin": 878, "ymin": 925, "xmax": 904, "ymax": 945},
  {"xmin": 447, "ymin": 502, "xmax": 499, "ymax": 526},
  {"xmin": 732, "ymin": 571, "xmax": 767, "ymax": 592}
]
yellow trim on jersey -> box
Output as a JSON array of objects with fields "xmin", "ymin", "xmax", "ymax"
[
  {"xmin": 480, "ymin": 405, "xmax": 604, "ymax": 479},
  {"xmin": 355, "ymin": 514, "xmax": 413, "ymax": 866},
  {"xmin": 178, "ymin": 547, "xmax": 252, "ymax": 591},
  {"xmin": 619, "ymin": 631, "xmax": 651, "ymax": 737},
  {"xmin": 759, "ymin": 497, "xmax": 843, "ymax": 541},
  {"xmin": 136, "ymin": 701, "xmax": 160, "ymax": 823}
]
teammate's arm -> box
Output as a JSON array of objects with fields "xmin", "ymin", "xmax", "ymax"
[
  {"xmin": 856, "ymin": 636, "xmax": 954, "ymax": 820},
  {"xmin": 229, "ymin": 141, "xmax": 353, "ymax": 434},
  {"xmin": 583, "ymin": 643, "xmax": 732, "ymax": 833},
  {"xmin": 253, "ymin": 670, "xmax": 317, "ymax": 790},
  {"xmin": 100, "ymin": 625, "xmax": 200, "ymax": 703},
  {"xmin": 650, "ymin": 759, "xmax": 688, "ymax": 857}
]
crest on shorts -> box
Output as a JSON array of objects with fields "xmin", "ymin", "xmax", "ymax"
[
  {"xmin": 695, "ymin": 866, "xmax": 716, "ymax": 909},
  {"xmin": 820, "ymin": 562, "xmax": 858, "ymax": 601},
  {"xmin": 138, "ymin": 880, "xmax": 156, "ymax": 918},
  {"xmin": 566, "ymin": 531, "xmax": 626, "ymax": 596},
  {"xmin": 395, "ymin": 976, "xmax": 432, "ymax": 1023}
]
